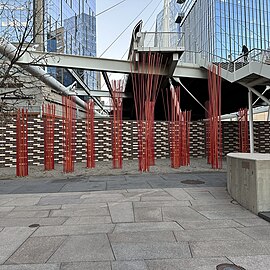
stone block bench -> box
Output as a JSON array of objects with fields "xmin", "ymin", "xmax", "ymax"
[{"xmin": 227, "ymin": 153, "xmax": 270, "ymax": 215}]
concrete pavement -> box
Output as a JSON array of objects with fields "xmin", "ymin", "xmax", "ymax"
[{"xmin": 0, "ymin": 172, "xmax": 270, "ymax": 270}]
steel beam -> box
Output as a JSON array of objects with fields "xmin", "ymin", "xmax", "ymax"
[
  {"xmin": 16, "ymin": 50, "xmax": 206, "ymax": 78},
  {"xmin": 248, "ymin": 89, "xmax": 254, "ymax": 153}
]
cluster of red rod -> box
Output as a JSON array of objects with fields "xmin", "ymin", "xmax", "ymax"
[
  {"xmin": 206, "ymin": 65, "xmax": 222, "ymax": 169},
  {"xmin": 42, "ymin": 104, "xmax": 56, "ymax": 170},
  {"xmin": 111, "ymin": 80, "xmax": 123, "ymax": 169},
  {"xmin": 130, "ymin": 52, "xmax": 164, "ymax": 171},
  {"xmin": 238, "ymin": 108, "xmax": 249, "ymax": 152},
  {"xmin": 16, "ymin": 109, "xmax": 28, "ymax": 177},
  {"xmin": 162, "ymin": 86, "xmax": 191, "ymax": 168},
  {"xmin": 86, "ymin": 100, "xmax": 95, "ymax": 168},
  {"xmin": 62, "ymin": 96, "xmax": 76, "ymax": 173}
]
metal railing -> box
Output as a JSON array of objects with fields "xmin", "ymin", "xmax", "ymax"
[
  {"xmin": 135, "ymin": 32, "xmax": 185, "ymax": 50},
  {"xmin": 180, "ymin": 48, "xmax": 270, "ymax": 73}
]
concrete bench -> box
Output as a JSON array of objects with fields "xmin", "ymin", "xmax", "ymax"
[{"xmin": 227, "ymin": 153, "xmax": 270, "ymax": 214}]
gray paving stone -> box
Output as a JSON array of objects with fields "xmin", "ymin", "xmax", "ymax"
[
  {"xmin": 0, "ymin": 264, "xmax": 60, "ymax": 270},
  {"xmin": 32, "ymin": 224, "xmax": 115, "ymax": 237},
  {"xmin": 0, "ymin": 212, "xmax": 8, "ymax": 218},
  {"xmin": 108, "ymin": 231, "xmax": 176, "ymax": 243},
  {"xmin": 161, "ymin": 173, "xmax": 204, "ymax": 181},
  {"xmin": 5, "ymin": 236, "xmax": 66, "ymax": 264},
  {"xmin": 0, "ymin": 198, "xmax": 13, "ymax": 206},
  {"xmin": 50, "ymin": 207, "xmax": 109, "ymax": 217},
  {"xmin": 125, "ymin": 175, "xmax": 164, "ymax": 181},
  {"xmin": 0, "ymin": 207, "xmax": 14, "ymax": 212},
  {"xmin": 0, "ymin": 227, "xmax": 36, "ymax": 264},
  {"xmin": 112, "ymin": 260, "xmax": 148, "ymax": 270},
  {"xmin": 60, "ymin": 181, "xmax": 106, "ymax": 192},
  {"xmin": 37, "ymin": 217, "xmax": 68, "ymax": 226},
  {"xmin": 81, "ymin": 193, "xmax": 126, "ymax": 202},
  {"xmin": 3, "ymin": 197, "xmax": 41, "ymax": 206},
  {"xmin": 63, "ymin": 216, "xmax": 112, "ymax": 225},
  {"xmin": 228, "ymin": 255, "xmax": 270, "ymax": 270},
  {"xmin": 88, "ymin": 175, "xmax": 126, "ymax": 181},
  {"xmin": 14, "ymin": 205, "xmax": 62, "ymax": 211},
  {"xmin": 178, "ymin": 220, "xmax": 243, "ymax": 230},
  {"xmin": 114, "ymin": 222, "xmax": 184, "ymax": 233},
  {"xmin": 141, "ymin": 190, "xmax": 169, "ymax": 196},
  {"xmin": 141, "ymin": 196, "xmax": 176, "ymax": 201},
  {"xmin": 38, "ymin": 195, "xmax": 82, "ymax": 205},
  {"xmin": 10, "ymin": 183, "xmax": 65, "ymax": 194},
  {"xmin": 60, "ymin": 261, "xmax": 111, "ymax": 270},
  {"xmin": 190, "ymin": 203, "xmax": 247, "ymax": 212},
  {"xmin": 184, "ymin": 190, "xmax": 216, "ymax": 200},
  {"xmin": 237, "ymin": 226, "xmax": 270, "ymax": 240},
  {"xmin": 0, "ymin": 185, "xmax": 23, "ymax": 194},
  {"xmin": 61, "ymin": 202, "xmax": 107, "ymax": 209},
  {"xmin": 146, "ymin": 257, "xmax": 231, "ymax": 270},
  {"xmin": 163, "ymin": 206, "xmax": 208, "ymax": 222},
  {"xmin": 233, "ymin": 218, "xmax": 270, "ymax": 227},
  {"xmin": 108, "ymin": 202, "xmax": 134, "ymax": 223},
  {"xmin": 0, "ymin": 217, "xmax": 41, "ymax": 227},
  {"xmin": 163, "ymin": 189, "xmax": 194, "ymax": 200},
  {"xmin": 133, "ymin": 200, "xmax": 191, "ymax": 208},
  {"xmin": 199, "ymin": 210, "xmax": 258, "ymax": 219},
  {"xmin": 48, "ymin": 234, "xmax": 114, "ymax": 262},
  {"xmin": 260, "ymin": 240, "xmax": 270, "ymax": 252},
  {"xmin": 134, "ymin": 207, "xmax": 162, "ymax": 222},
  {"xmin": 6, "ymin": 210, "xmax": 49, "ymax": 218},
  {"xmin": 111, "ymin": 242, "xmax": 191, "ymax": 260},
  {"xmin": 107, "ymin": 181, "xmax": 152, "ymax": 190},
  {"xmin": 147, "ymin": 181, "xmax": 183, "ymax": 189},
  {"xmin": 126, "ymin": 189, "xmax": 161, "ymax": 194},
  {"xmin": 189, "ymin": 198, "xmax": 233, "ymax": 206},
  {"xmin": 209, "ymin": 191, "xmax": 231, "ymax": 199},
  {"xmin": 190, "ymin": 240, "xmax": 268, "ymax": 258},
  {"xmin": 174, "ymin": 228, "xmax": 252, "ymax": 242}
]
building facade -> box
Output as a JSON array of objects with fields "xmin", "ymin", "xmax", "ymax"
[
  {"xmin": 178, "ymin": 0, "xmax": 270, "ymax": 62},
  {"xmin": 0, "ymin": 0, "xmax": 97, "ymax": 92}
]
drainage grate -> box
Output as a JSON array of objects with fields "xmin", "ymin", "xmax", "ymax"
[
  {"xmin": 216, "ymin": 264, "xmax": 246, "ymax": 270},
  {"xmin": 181, "ymin": 179, "xmax": 205, "ymax": 185},
  {"xmin": 29, "ymin": 224, "xmax": 40, "ymax": 228}
]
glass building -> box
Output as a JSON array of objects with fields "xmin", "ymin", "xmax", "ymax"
[
  {"xmin": 155, "ymin": 0, "xmax": 181, "ymax": 33},
  {"xmin": 178, "ymin": 0, "xmax": 270, "ymax": 62},
  {"xmin": 0, "ymin": 0, "xmax": 97, "ymax": 92}
]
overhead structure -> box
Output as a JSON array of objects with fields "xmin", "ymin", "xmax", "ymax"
[{"xmin": 0, "ymin": 37, "xmax": 86, "ymax": 110}]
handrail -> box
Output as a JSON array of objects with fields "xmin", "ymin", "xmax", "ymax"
[{"xmin": 181, "ymin": 48, "xmax": 270, "ymax": 73}]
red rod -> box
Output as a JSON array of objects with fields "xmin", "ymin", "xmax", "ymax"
[
  {"xmin": 130, "ymin": 52, "xmax": 164, "ymax": 172},
  {"xmin": 16, "ymin": 109, "xmax": 28, "ymax": 177}
]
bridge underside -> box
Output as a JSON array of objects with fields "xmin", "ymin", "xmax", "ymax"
[
  {"xmin": 14, "ymin": 48, "xmax": 270, "ymax": 120},
  {"xmin": 122, "ymin": 76, "xmax": 269, "ymax": 121}
]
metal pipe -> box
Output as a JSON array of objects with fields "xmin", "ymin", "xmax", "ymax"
[
  {"xmin": 0, "ymin": 37, "xmax": 86, "ymax": 110},
  {"xmin": 248, "ymin": 89, "xmax": 254, "ymax": 153}
]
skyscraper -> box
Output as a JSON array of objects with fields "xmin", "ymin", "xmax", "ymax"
[
  {"xmin": 0, "ymin": 0, "xmax": 97, "ymax": 91},
  {"xmin": 179, "ymin": 0, "xmax": 270, "ymax": 62}
]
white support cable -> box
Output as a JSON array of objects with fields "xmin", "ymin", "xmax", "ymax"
[
  {"xmin": 175, "ymin": 77, "xmax": 208, "ymax": 113},
  {"xmin": 96, "ymin": 0, "xmax": 128, "ymax": 17},
  {"xmin": 253, "ymin": 86, "xmax": 270, "ymax": 106},
  {"xmin": 99, "ymin": 0, "xmax": 157, "ymax": 58}
]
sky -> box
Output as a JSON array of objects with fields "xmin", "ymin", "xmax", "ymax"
[{"xmin": 96, "ymin": 0, "xmax": 164, "ymax": 60}]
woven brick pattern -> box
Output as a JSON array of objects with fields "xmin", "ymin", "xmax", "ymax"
[{"xmin": 0, "ymin": 118, "xmax": 269, "ymax": 168}]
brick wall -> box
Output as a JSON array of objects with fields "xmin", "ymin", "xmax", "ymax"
[{"xmin": 0, "ymin": 118, "xmax": 269, "ymax": 168}]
